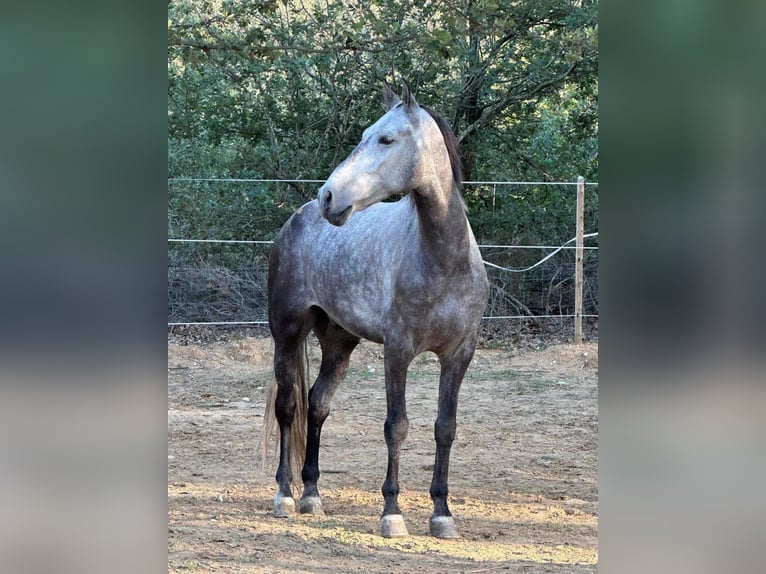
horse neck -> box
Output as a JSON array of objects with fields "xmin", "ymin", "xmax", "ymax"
[{"xmin": 411, "ymin": 182, "xmax": 472, "ymax": 266}]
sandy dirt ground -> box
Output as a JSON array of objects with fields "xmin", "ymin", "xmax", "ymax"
[{"xmin": 168, "ymin": 337, "xmax": 598, "ymax": 573}]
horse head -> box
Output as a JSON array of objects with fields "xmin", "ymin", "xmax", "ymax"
[{"xmin": 317, "ymin": 82, "xmax": 449, "ymax": 226}]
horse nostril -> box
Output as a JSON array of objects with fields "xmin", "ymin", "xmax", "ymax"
[{"xmin": 321, "ymin": 189, "xmax": 333, "ymax": 209}]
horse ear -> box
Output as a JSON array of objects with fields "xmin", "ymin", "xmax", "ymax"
[
  {"xmin": 383, "ymin": 81, "xmax": 401, "ymax": 111},
  {"xmin": 400, "ymin": 81, "xmax": 418, "ymax": 112}
]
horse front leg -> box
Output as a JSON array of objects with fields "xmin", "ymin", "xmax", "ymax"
[
  {"xmin": 429, "ymin": 344, "xmax": 475, "ymax": 538},
  {"xmin": 380, "ymin": 348, "xmax": 413, "ymax": 537}
]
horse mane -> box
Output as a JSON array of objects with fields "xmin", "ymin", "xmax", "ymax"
[
  {"xmin": 420, "ymin": 105, "xmax": 467, "ymax": 214},
  {"xmin": 421, "ymin": 105, "xmax": 463, "ymax": 191}
]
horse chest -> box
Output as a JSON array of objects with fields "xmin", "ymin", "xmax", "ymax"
[{"xmin": 392, "ymin": 272, "xmax": 482, "ymax": 333}]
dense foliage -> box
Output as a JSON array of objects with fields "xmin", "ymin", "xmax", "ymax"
[{"xmin": 168, "ymin": 0, "xmax": 598, "ymax": 328}]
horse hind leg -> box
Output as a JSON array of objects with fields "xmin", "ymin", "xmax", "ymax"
[
  {"xmin": 299, "ymin": 317, "xmax": 360, "ymax": 515},
  {"xmin": 428, "ymin": 344, "xmax": 476, "ymax": 539},
  {"xmin": 268, "ymin": 306, "xmax": 316, "ymax": 518}
]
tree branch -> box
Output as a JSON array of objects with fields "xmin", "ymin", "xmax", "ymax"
[
  {"xmin": 168, "ymin": 37, "xmax": 390, "ymax": 56},
  {"xmin": 457, "ymin": 60, "xmax": 580, "ymax": 143}
]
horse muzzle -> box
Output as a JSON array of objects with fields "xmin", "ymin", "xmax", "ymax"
[{"xmin": 318, "ymin": 187, "xmax": 354, "ymax": 226}]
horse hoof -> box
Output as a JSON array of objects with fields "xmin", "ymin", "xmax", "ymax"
[
  {"xmin": 299, "ymin": 495, "xmax": 325, "ymax": 515},
  {"xmin": 430, "ymin": 516, "xmax": 460, "ymax": 539},
  {"xmin": 273, "ymin": 493, "xmax": 295, "ymax": 518},
  {"xmin": 380, "ymin": 514, "xmax": 409, "ymax": 538}
]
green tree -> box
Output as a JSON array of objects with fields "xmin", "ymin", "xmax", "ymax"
[{"xmin": 168, "ymin": 0, "xmax": 597, "ymax": 187}]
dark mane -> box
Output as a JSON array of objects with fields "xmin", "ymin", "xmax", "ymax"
[{"xmin": 422, "ymin": 105, "xmax": 463, "ymax": 190}]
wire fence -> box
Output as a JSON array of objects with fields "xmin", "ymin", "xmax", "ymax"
[{"xmin": 168, "ymin": 178, "xmax": 599, "ymax": 339}]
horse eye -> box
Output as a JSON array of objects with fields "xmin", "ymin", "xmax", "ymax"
[{"xmin": 378, "ymin": 135, "xmax": 394, "ymax": 145}]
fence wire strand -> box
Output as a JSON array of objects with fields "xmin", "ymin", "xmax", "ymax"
[{"xmin": 168, "ymin": 178, "xmax": 598, "ymax": 328}]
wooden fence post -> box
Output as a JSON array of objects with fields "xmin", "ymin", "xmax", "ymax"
[{"xmin": 574, "ymin": 176, "xmax": 585, "ymax": 344}]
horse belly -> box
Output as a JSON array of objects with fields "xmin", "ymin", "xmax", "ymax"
[{"xmin": 318, "ymin": 296, "xmax": 387, "ymax": 344}]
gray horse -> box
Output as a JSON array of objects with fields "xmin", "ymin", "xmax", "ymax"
[{"xmin": 264, "ymin": 83, "xmax": 489, "ymax": 538}]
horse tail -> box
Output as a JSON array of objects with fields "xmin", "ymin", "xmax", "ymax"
[{"xmin": 261, "ymin": 338, "xmax": 310, "ymax": 486}]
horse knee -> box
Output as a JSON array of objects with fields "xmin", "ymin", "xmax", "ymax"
[
  {"xmin": 308, "ymin": 399, "xmax": 331, "ymax": 425},
  {"xmin": 434, "ymin": 417, "xmax": 456, "ymax": 447},
  {"xmin": 384, "ymin": 416, "xmax": 409, "ymax": 445}
]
